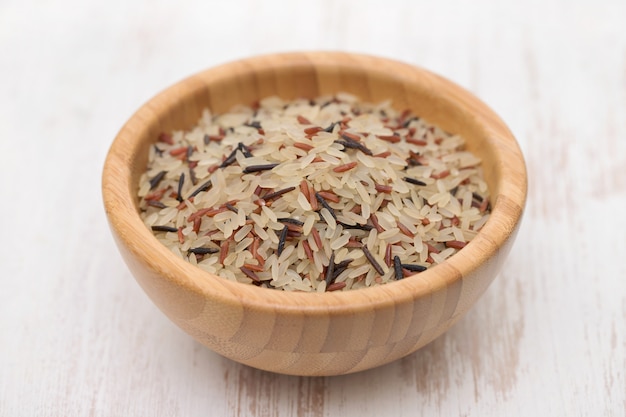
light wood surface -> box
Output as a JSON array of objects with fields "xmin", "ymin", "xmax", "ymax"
[
  {"xmin": 103, "ymin": 52, "xmax": 526, "ymax": 376},
  {"xmin": 2, "ymin": 0, "xmax": 625, "ymax": 414}
]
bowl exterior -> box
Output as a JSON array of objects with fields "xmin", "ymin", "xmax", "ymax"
[
  {"xmin": 103, "ymin": 52, "xmax": 526, "ymax": 376},
  {"xmin": 108, "ymin": 217, "xmax": 521, "ymax": 375}
]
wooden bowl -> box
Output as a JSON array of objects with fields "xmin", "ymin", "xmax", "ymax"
[{"xmin": 102, "ymin": 52, "xmax": 527, "ymax": 376}]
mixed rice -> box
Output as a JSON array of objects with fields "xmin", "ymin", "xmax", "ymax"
[{"xmin": 138, "ymin": 93, "xmax": 490, "ymax": 292}]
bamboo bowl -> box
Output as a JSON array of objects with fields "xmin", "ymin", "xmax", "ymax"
[{"xmin": 102, "ymin": 52, "xmax": 527, "ymax": 376}]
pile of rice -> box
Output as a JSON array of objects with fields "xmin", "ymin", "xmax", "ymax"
[{"xmin": 138, "ymin": 93, "xmax": 490, "ymax": 292}]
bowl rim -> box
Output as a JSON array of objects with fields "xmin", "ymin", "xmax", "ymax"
[{"xmin": 102, "ymin": 51, "xmax": 527, "ymax": 316}]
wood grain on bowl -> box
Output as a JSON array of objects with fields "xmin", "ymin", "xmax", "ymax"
[{"xmin": 102, "ymin": 52, "xmax": 527, "ymax": 376}]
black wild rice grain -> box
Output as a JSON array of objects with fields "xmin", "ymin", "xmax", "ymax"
[
  {"xmin": 315, "ymin": 192, "xmax": 337, "ymax": 219},
  {"xmin": 262, "ymin": 186, "xmax": 296, "ymax": 201},
  {"xmin": 176, "ymin": 173, "xmax": 185, "ymax": 202},
  {"xmin": 334, "ymin": 139, "xmax": 373, "ymax": 156},
  {"xmin": 190, "ymin": 169, "xmax": 198, "ymax": 186},
  {"xmin": 244, "ymin": 121, "xmax": 262, "ymax": 129},
  {"xmin": 219, "ymin": 147, "xmax": 239, "ymax": 168},
  {"xmin": 243, "ymin": 163, "xmax": 279, "ymax": 174},
  {"xmin": 238, "ymin": 142, "xmax": 253, "ymax": 157},
  {"xmin": 188, "ymin": 247, "xmax": 220, "ymax": 255},
  {"xmin": 151, "ymin": 225, "xmax": 178, "ymax": 233},
  {"xmin": 325, "ymin": 252, "xmax": 336, "ymax": 286},
  {"xmin": 149, "ymin": 170, "xmax": 166, "ymax": 190},
  {"xmin": 277, "ymin": 218, "xmax": 305, "ymax": 226},
  {"xmin": 332, "ymin": 258, "xmax": 353, "ymax": 279},
  {"xmin": 338, "ymin": 221, "xmax": 373, "ymax": 231},
  {"xmin": 354, "ymin": 142, "xmax": 374, "ymax": 156},
  {"xmin": 323, "ymin": 122, "xmax": 338, "ymax": 132},
  {"xmin": 277, "ymin": 225, "xmax": 288, "ymax": 256},
  {"xmin": 187, "ymin": 179, "xmax": 212, "ymax": 199},
  {"xmin": 393, "ymin": 255, "xmax": 403, "ymax": 280},
  {"xmin": 403, "ymin": 177, "xmax": 426, "ymax": 186},
  {"xmin": 401, "ymin": 263, "xmax": 427, "ymax": 272},
  {"xmin": 362, "ymin": 246, "xmax": 385, "ymax": 275}
]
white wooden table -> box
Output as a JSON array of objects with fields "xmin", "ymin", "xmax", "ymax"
[{"xmin": 2, "ymin": 0, "xmax": 624, "ymax": 415}]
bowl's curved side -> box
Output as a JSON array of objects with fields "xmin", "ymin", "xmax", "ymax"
[
  {"xmin": 105, "ymin": 217, "xmax": 521, "ymax": 376},
  {"xmin": 102, "ymin": 52, "xmax": 527, "ymax": 376}
]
